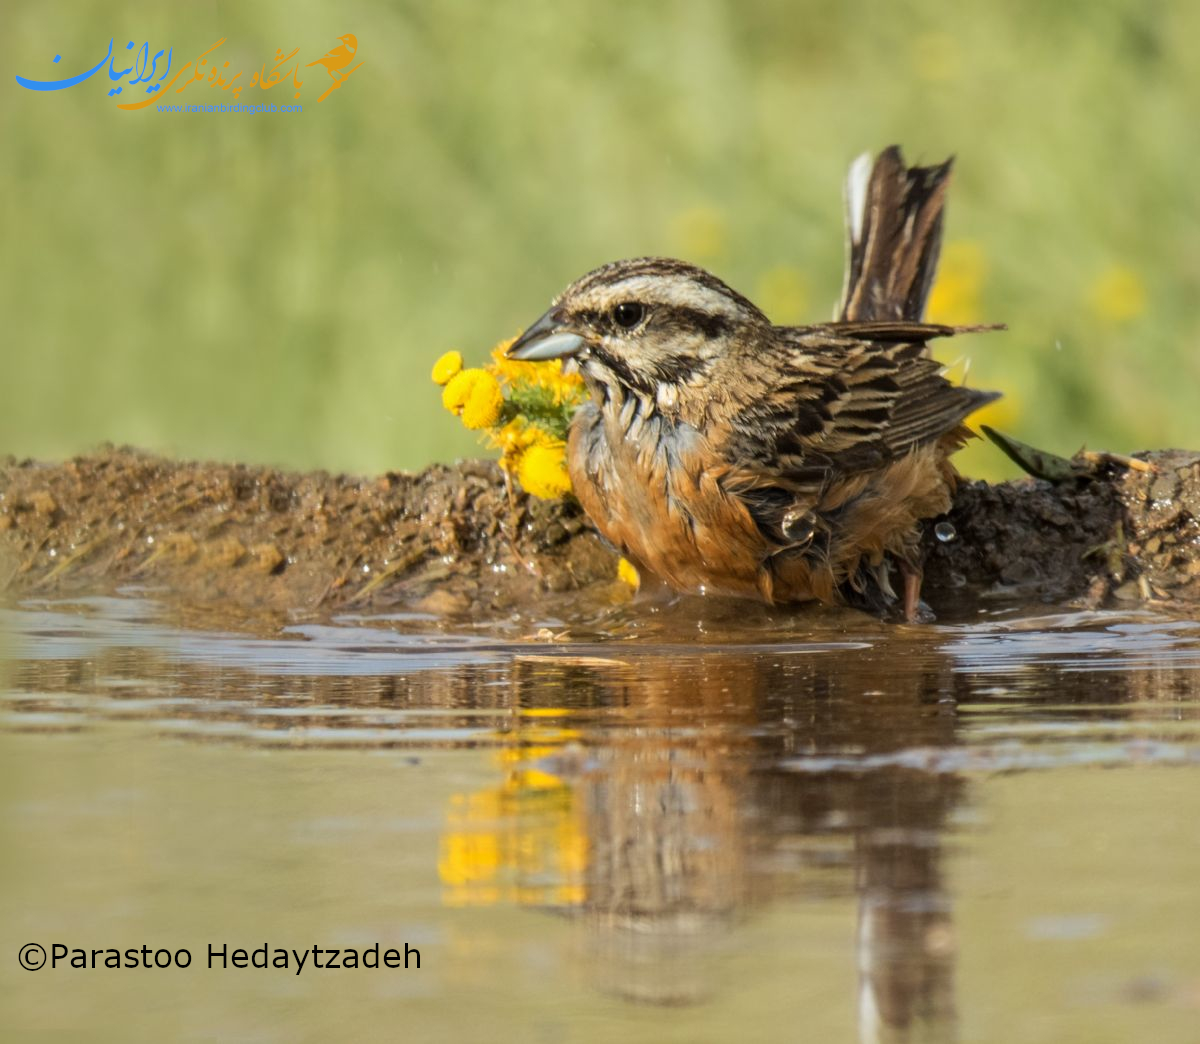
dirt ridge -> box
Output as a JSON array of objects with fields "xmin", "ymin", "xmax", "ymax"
[{"xmin": 2, "ymin": 446, "xmax": 1198, "ymax": 616}]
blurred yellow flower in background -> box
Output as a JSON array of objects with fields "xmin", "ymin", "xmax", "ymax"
[
  {"xmin": 927, "ymin": 240, "xmax": 987, "ymax": 325},
  {"xmin": 924, "ymin": 240, "xmax": 1021, "ymax": 479},
  {"xmin": 1089, "ymin": 264, "xmax": 1146, "ymax": 324},
  {"xmin": 755, "ymin": 264, "xmax": 809, "ymax": 325},
  {"xmin": 966, "ymin": 393, "xmax": 1019, "ymax": 433},
  {"xmin": 912, "ymin": 32, "xmax": 962, "ymax": 83},
  {"xmin": 672, "ymin": 205, "xmax": 728, "ymax": 262}
]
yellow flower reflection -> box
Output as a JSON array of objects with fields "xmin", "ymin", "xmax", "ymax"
[{"xmin": 438, "ymin": 714, "xmax": 587, "ymax": 908}]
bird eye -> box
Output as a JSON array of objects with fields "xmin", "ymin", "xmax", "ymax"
[{"xmin": 612, "ymin": 302, "xmax": 645, "ymax": 329}]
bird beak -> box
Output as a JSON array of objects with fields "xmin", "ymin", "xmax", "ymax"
[{"xmin": 506, "ymin": 308, "xmax": 585, "ymax": 362}]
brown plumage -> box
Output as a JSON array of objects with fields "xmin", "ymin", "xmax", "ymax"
[{"xmin": 507, "ymin": 147, "xmax": 1001, "ymax": 621}]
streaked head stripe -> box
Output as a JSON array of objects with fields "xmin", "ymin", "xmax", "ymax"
[{"xmin": 562, "ymin": 256, "xmax": 766, "ymax": 321}]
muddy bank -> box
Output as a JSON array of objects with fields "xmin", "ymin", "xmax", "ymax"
[{"xmin": 1, "ymin": 446, "xmax": 1198, "ymax": 617}]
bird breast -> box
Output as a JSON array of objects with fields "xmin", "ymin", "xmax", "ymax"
[{"xmin": 567, "ymin": 398, "xmax": 772, "ymax": 599}]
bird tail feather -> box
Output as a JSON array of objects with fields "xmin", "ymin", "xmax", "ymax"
[{"xmin": 837, "ymin": 146, "xmax": 953, "ymax": 323}]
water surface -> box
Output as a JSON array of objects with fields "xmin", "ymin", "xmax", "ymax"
[{"xmin": 3, "ymin": 594, "xmax": 1199, "ymax": 1042}]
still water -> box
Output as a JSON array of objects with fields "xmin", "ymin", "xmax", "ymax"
[{"xmin": 2, "ymin": 593, "xmax": 1199, "ymax": 1042}]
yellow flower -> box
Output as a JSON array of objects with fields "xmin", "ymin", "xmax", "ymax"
[
  {"xmin": 461, "ymin": 378, "xmax": 504, "ymax": 430},
  {"xmin": 617, "ymin": 558, "xmax": 640, "ymax": 589},
  {"xmin": 433, "ymin": 337, "xmax": 586, "ymax": 500},
  {"xmin": 489, "ymin": 418, "xmax": 529, "ymax": 454},
  {"xmin": 431, "ymin": 350, "xmax": 463, "ymax": 385},
  {"xmin": 518, "ymin": 441, "xmax": 573, "ymax": 499},
  {"xmin": 927, "ymin": 241, "xmax": 987, "ymax": 325},
  {"xmin": 490, "ymin": 339, "xmax": 536, "ymax": 386},
  {"xmin": 1089, "ymin": 265, "xmax": 1146, "ymax": 324},
  {"xmin": 442, "ymin": 368, "xmax": 504, "ymax": 430},
  {"xmin": 488, "ymin": 418, "xmax": 540, "ymax": 474},
  {"xmin": 490, "ymin": 340, "xmax": 586, "ymax": 407},
  {"xmin": 441, "ymin": 369, "xmax": 475, "ymax": 413}
]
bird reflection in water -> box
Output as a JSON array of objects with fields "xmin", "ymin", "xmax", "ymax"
[{"xmin": 438, "ymin": 641, "xmax": 963, "ymax": 1041}]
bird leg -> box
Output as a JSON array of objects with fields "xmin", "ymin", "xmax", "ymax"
[{"xmin": 899, "ymin": 559, "xmax": 925, "ymax": 624}]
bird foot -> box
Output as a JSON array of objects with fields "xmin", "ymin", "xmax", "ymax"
[{"xmin": 900, "ymin": 561, "xmax": 934, "ymax": 623}]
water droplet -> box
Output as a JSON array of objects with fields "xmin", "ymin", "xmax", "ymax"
[
  {"xmin": 935, "ymin": 521, "xmax": 957, "ymax": 543},
  {"xmin": 782, "ymin": 508, "xmax": 817, "ymax": 546}
]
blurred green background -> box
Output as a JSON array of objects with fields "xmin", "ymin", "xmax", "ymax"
[{"xmin": 4, "ymin": 0, "xmax": 1199, "ymax": 481}]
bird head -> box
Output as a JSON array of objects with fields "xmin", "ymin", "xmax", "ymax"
[
  {"xmin": 507, "ymin": 257, "xmax": 769, "ymax": 400},
  {"xmin": 340, "ymin": 34, "xmax": 358, "ymax": 49}
]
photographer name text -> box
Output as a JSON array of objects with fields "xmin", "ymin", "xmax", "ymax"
[{"xmin": 18, "ymin": 941, "xmax": 420, "ymax": 974}]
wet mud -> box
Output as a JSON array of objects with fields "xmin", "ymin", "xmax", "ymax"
[{"xmin": 1, "ymin": 446, "xmax": 1198, "ymax": 617}]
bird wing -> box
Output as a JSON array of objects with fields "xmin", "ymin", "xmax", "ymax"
[{"xmin": 723, "ymin": 324, "xmax": 999, "ymax": 494}]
